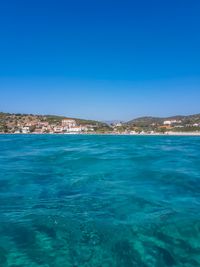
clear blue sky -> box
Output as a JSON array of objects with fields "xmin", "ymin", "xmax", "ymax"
[{"xmin": 0, "ymin": 0, "xmax": 200, "ymax": 121}]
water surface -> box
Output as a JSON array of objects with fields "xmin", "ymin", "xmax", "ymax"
[{"xmin": 0, "ymin": 135, "xmax": 200, "ymax": 266}]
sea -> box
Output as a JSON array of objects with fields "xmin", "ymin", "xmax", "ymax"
[{"xmin": 0, "ymin": 134, "xmax": 200, "ymax": 267}]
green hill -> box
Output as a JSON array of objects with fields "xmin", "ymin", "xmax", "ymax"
[
  {"xmin": 127, "ymin": 114, "xmax": 200, "ymax": 127},
  {"xmin": 0, "ymin": 112, "xmax": 111, "ymax": 133}
]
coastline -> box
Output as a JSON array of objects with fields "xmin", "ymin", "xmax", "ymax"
[{"xmin": 1, "ymin": 132, "xmax": 200, "ymax": 136}]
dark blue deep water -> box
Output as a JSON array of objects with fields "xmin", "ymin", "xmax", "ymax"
[{"xmin": 0, "ymin": 135, "xmax": 200, "ymax": 267}]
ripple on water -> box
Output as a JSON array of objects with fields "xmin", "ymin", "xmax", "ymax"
[{"xmin": 0, "ymin": 135, "xmax": 200, "ymax": 266}]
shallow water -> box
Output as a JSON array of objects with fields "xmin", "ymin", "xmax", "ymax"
[{"xmin": 0, "ymin": 134, "xmax": 200, "ymax": 266}]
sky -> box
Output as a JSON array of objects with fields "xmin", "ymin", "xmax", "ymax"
[{"xmin": 0, "ymin": 0, "xmax": 200, "ymax": 121}]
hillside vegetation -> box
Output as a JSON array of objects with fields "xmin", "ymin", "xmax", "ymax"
[{"xmin": 0, "ymin": 112, "xmax": 110, "ymax": 133}]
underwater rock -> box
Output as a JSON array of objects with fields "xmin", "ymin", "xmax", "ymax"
[
  {"xmin": 12, "ymin": 225, "xmax": 36, "ymax": 248},
  {"xmin": 77, "ymin": 245, "xmax": 93, "ymax": 263},
  {"xmin": 35, "ymin": 224, "xmax": 57, "ymax": 239},
  {"xmin": 113, "ymin": 239, "xmax": 146, "ymax": 267},
  {"xmin": 156, "ymin": 246, "xmax": 176, "ymax": 266}
]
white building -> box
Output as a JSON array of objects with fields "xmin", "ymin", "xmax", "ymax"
[
  {"xmin": 67, "ymin": 126, "xmax": 82, "ymax": 133},
  {"xmin": 62, "ymin": 119, "xmax": 77, "ymax": 128},
  {"xmin": 163, "ymin": 121, "xmax": 172, "ymax": 125},
  {"xmin": 21, "ymin": 126, "xmax": 30, "ymax": 134},
  {"xmin": 86, "ymin": 125, "xmax": 94, "ymax": 132},
  {"xmin": 38, "ymin": 122, "xmax": 49, "ymax": 127},
  {"xmin": 53, "ymin": 126, "xmax": 64, "ymax": 133},
  {"xmin": 114, "ymin": 122, "xmax": 122, "ymax": 127},
  {"xmin": 163, "ymin": 120, "xmax": 182, "ymax": 125}
]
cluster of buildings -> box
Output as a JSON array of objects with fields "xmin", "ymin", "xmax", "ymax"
[
  {"xmin": 163, "ymin": 119, "xmax": 182, "ymax": 125},
  {"xmin": 110, "ymin": 118, "xmax": 200, "ymax": 135},
  {"xmin": 55, "ymin": 119, "xmax": 94, "ymax": 134},
  {"xmin": 162, "ymin": 119, "xmax": 200, "ymax": 129},
  {"xmin": 12, "ymin": 119, "xmax": 94, "ymax": 134},
  {"xmin": 1, "ymin": 113, "xmax": 200, "ymax": 135}
]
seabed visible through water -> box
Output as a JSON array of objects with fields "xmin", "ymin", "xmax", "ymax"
[{"xmin": 0, "ymin": 134, "xmax": 200, "ymax": 267}]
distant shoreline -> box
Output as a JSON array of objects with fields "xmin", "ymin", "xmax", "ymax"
[{"xmin": 1, "ymin": 132, "xmax": 200, "ymax": 136}]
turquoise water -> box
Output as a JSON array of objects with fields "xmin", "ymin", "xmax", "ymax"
[{"xmin": 0, "ymin": 135, "xmax": 200, "ymax": 267}]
